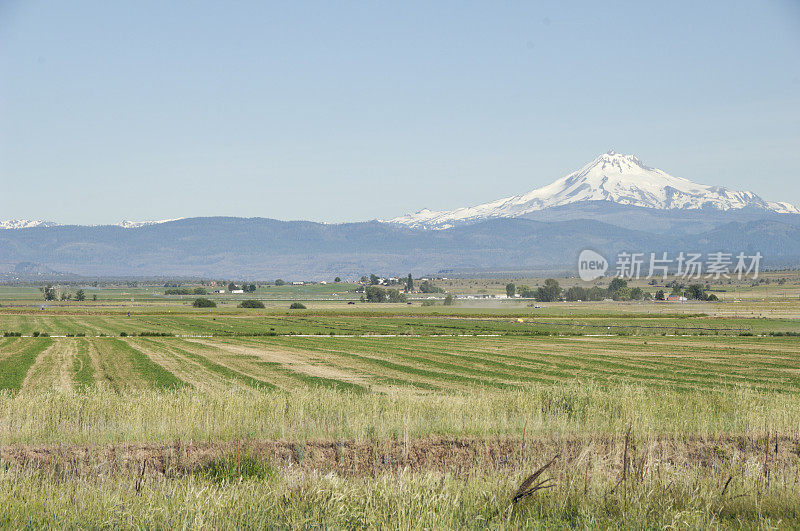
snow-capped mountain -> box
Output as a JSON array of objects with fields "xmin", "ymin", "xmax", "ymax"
[
  {"xmin": 116, "ymin": 218, "xmax": 184, "ymax": 229},
  {"xmin": 0, "ymin": 218, "xmax": 183, "ymax": 229},
  {"xmin": 0, "ymin": 219, "xmax": 59, "ymax": 230},
  {"xmin": 388, "ymin": 150, "xmax": 800, "ymax": 229}
]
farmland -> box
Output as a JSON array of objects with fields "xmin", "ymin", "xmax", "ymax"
[{"xmin": 1, "ymin": 279, "xmax": 799, "ymax": 528}]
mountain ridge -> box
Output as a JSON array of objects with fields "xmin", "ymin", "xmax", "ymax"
[
  {"xmin": 0, "ymin": 218, "xmax": 184, "ymax": 230},
  {"xmin": 1, "ymin": 214, "xmax": 798, "ymax": 279}
]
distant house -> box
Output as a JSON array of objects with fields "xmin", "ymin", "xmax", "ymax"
[
  {"xmin": 231, "ymin": 289, "xmax": 244, "ymax": 294},
  {"xmin": 667, "ymin": 295, "xmax": 687, "ymax": 301},
  {"xmin": 214, "ymin": 289, "xmax": 225, "ymax": 294},
  {"xmin": 292, "ymin": 281, "xmax": 304, "ymax": 285}
]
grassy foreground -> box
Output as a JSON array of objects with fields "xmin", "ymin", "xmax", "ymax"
[
  {"xmin": 1, "ymin": 385, "xmax": 799, "ymax": 528},
  {"xmin": 0, "ymin": 385, "xmax": 798, "ymax": 444},
  {"xmin": 2, "ymin": 463, "xmax": 797, "ymax": 529}
]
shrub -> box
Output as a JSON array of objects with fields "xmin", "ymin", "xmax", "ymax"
[
  {"xmin": 198, "ymin": 452, "xmax": 277, "ymax": 484},
  {"xmin": 289, "ymin": 302, "xmax": 306, "ymax": 309},
  {"xmin": 193, "ymin": 298, "xmax": 217, "ymax": 308},
  {"xmin": 239, "ymin": 300, "xmax": 265, "ymax": 309}
]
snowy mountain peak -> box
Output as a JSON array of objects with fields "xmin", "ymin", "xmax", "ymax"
[
  {"xmin": 387, "ymin": 152, "xmax": 800, "ymax": 229},
  {"xmin": 0, "ymin": 218, "xmax": 184, "ymax": 230},
  {"xmin": 0, "ymin": 219, "xmax": 59, "ymax": 230},
  {"xmin": 115, "ymin": 218, "xmax": 184, "ymax": 229}
]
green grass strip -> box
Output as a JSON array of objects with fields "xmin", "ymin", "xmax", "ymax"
[
  {"xmin": 72, "ymin": 340, "xmax": 95, "ymax": 390},
  {"xmin": 112, "ymin": 339, "xmax": 187, "ymax": 390},
  {"xmin": 0, "ymin": 338, "xmax": 52, "ymax": 393}
]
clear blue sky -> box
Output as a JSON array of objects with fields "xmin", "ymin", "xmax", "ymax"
[{"xmin": 1, "ymin": 1, "xmax": 799, "ymax": 225}]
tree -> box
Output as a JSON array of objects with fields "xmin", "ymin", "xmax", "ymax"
[
  {"xmin": 611, "ymin": 287, "xmax": 631, "ymax": 301},
  {"xmin": 406, "ymin": 274, "xmax": 413, "ymax": 292},
  {"xmin": 419, "ymin": 281, "xmax": 443, "ymax": 294},
  {"xmin": 239, "ymin": 300, "xmax": 265, "ymax": 308},
  {"xmin": 274, "ymin": 279, "xmax": 286, "ymax": 286},
  {"xmin": 505, "ymin": 283, "xmax": 516, "ymax": 298},
  {"xmin": 365, "ymin": 286, "xmax": 387, "ymax": 302},
  {"xmin": 42, "ymin": 284, "xmax": 56, "ymax": 301},
  {"xmin": 443, "ymin": 294, "xmax": 454, "ymax": 306},
  {"xmin": 629, "ymin": 287, "xmax": 645, "ymax": 300},
  {"xmin": 369, "ymin": 274, "xmax": 380, "ymax": 285},
  {"xmin": 517, "ymin": 285, "xmax": 535, "ymax": 298},
  {"xmin": 227, "ymin": 282, "xmax": 237, "ymax": 292},
  {"xmin": 289, "ymin": 302, "xmax": 307, "ymax": 309},
  {"xmin": 192, "ymin": 298, "xmax": 216, "ymax": 308},
  {"xmin": 193, "ymin": 287, "xmax": 208, "ymax": 295},
  {"xmin": 587, "ymin": 286, "xmax": 606, "ymax": 301},
  {"xmin": 535, "ymin": 279, "xmax": 562, "ymax": 302},
  {"xmin": 686, "ymin": 284, "xmax": 705, "ymax": 300},
  {"xmin": 608, "ymin": 278, "xmax": 628, "ymax": 295},
  {"xmin": 334, "ymin": 277, "xmax": 341, "ymax": 283},
  {"xmin": 92, "ymin": 294, "xmax": 98, "ymax": 301},
  {"xmin": 655, "ymin": 290, "xmax": 665, "ymax": 301},
  {"xmin": 387, "ymin": 289, "xmax": 407, "ymax": 303},
  {"xmin": 75, "ymin": 289, "xmax": 86, "ymax": 301},
  {"xmin": 668, "ymin": 280, "xmax": 684, "ymax": 295},
  {"xmin": 565, "ymin": 286, "xmax": 587, "ymax": 302}
]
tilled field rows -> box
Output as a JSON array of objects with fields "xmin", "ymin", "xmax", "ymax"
[{"xmin": 2, "ymin": 335, "xmax": 800, "ymax": 394}]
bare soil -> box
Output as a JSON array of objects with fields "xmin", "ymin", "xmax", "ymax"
[{"xmin": 1, "ymin": 434, "xmax": 797, "ymax": 478}]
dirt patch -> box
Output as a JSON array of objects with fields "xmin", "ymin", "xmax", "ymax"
[
  {"xmin": 1, "ymin": 434, "xmax": 797, "ymax": 479},
  {"xmin": 186, "ymin": 338, "xmax": 378, "ymax": 389},
  {"xmin": 57, "ymin": 339, "xmax": 76, "ymax": 390}
]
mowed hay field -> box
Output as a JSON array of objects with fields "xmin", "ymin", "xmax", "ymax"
[
  {"xmin": 1, "ymin": 307, "xmax": 800, "ymax": 528},
  {"xmin": 4, "ymin": 334, "xmax": 800, "ymax": 396}
]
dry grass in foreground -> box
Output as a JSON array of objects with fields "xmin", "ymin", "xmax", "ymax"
[
  {"xmin": 1, "ymin": 384, "xmax": 799, "ymax": 527},
  {"xmin": 1, "ymin": 432, "xmax": 798, "ymax": 528}
]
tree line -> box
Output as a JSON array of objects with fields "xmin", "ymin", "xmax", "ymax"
[{"xmin": 506, "ymin": 278, "xmax": 720, "ymax": 302}]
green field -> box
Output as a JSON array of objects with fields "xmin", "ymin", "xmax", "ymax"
[
  {"xmin": 3, "ymin": 334, "xmax": 800, "ymax": 396},
  {"xmin": 1, "ymin": 278, "xmax": 799, "ymax": 528}
]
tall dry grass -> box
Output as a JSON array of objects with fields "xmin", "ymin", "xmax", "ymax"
[
  {"xmin": 0, "ymin": 382, "xmax": 798, "ymax": 445},
  {"xmin": 0, "ymin": 457, "xmax": 797, "ymax": 529}
]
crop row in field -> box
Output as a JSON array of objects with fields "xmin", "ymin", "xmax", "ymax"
[
  {"xmin": 0, "ymin": 338, "xmax": 53, "ymax": 392},
  {"xmin": 2, "ymin": 311, "xmax": 800, "ymax": 338},
  {"xmin": 4, "ymin": 333, "xmax": 800, "ymax": 395}
]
